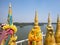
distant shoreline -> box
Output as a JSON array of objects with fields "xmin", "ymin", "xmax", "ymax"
[
  {"xmin": 13, "ymin": 22, "xmax": 57, "ymax": 26},
  {"xmin": 0, "ymin": 22, "xmax": 57, "ymax": 25}
]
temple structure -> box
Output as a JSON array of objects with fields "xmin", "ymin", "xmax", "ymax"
[
  {"xmin": 44, "ymin": 13, "xmax": 56, "ymax": 45},
  {"xmin": 28, "ymin": 11, "xmax": 42, "ymax": 45},
  {"xmin": 55, "ymin": 15, "xmax": 60, "ymax": 45}
]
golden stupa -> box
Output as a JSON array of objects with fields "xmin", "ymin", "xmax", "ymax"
[
  {"xmin": 55, "ymin": 15, "xmax": 60, "ymax": 45},
  {"xmin": 44, "ymin": 13, "xmax": 56, "ymax": 45},
  {"xmin": 28, "ymin": 11, "xmax": 42, "ymax": 45}
]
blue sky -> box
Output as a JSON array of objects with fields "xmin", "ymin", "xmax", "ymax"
[{"xmin": 0, "ymin": 0, "xmax": 60, "ymax": 23}]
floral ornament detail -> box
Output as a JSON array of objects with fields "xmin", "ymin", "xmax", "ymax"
[{"xmin": 2, "ymin": 24, "xmax": 17, "ymax": 33}]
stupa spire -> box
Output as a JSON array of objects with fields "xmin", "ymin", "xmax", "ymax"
[
  {"xmin": 46, "ymin": 13, "xmax": 53, "ymax": 30},
  {"xmin": 44, "ymin": 13, "xmax": 56, "ymax": 45},
  {"xmin": 34, "ymin": 11, "xmax": 38, "ymax": 25},
  {"xmin": 57, "ymin": 15, "xmax": 60, "ymax": 30},
  {"xmin": 8, "ymin": 2, "xmax": 13, "ymax": 25},
  {"xmin": 34, "ymin": 11, "xmax": 39, "ymax": 29},
  {"xmin": 9, "ymin": 3, "xmax": 12, "ymax": 8},
  {"xmin": 57, "ymin": 14, "xmax": 60, "ymax": 23},
  {"xmin": 55, "ymin": 14, "xmax": 60, "ymax": 45},
  {"xmin": 48, "ymin": 13, "xmax": 52, "ymax": 26}
]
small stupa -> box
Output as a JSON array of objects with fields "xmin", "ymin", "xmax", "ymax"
[
  {"xmin": 55, "ymin": 15, "xmax": 60, "ymax": 45},
  {"xmin": 2, "ymin": 3, "xmax": 17, "ymax": 45},
  {"xmin": 44, "ymin": 13, "xmax": 56, "ymax": 45},
  {"xmin": 7, "ymin": 3, "xmax": 17, "ymax": 45},
  {"xmin": 28, "ymin": 11, "xmax": 42, "ymax": 45}
]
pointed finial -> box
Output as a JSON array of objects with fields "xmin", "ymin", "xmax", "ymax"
[
  {"xmin": 57, "ymin": 14, "xmax": 60, "ymax": 23},
  {"xmin": 8, "ymin": 2, "xmax": 13, "ymax": 25},
  {"xmin": 8, "ymin": 2, "xmax": 12, "ymax": 14},
  {"xmin": 9, "ymin": 2, "xmax": 12, "ymax": 8},
  {"xmin": 35, "ymin": 10, "xmax": 38, "ymax": 16},
  {"xmin": 34, "ymin": 10, "xmax": 38, "ymax": 27},
  {"xmin": 48, "ymin": 13, "xmax": 52, "ymax": 26},
  {"xmin": 35, "ymin": 10, "xmax": 38, "ymax": 21}
]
